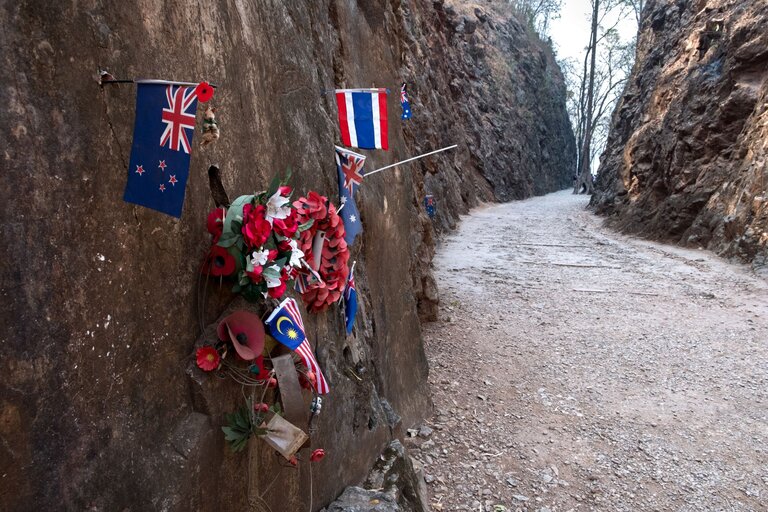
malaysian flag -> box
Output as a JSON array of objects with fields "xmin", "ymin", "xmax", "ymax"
[
  {"xmin": 336, "ymin": 146, "xmax": 366, "ymax": 246},
  {"xmin": 265, "ymin": 298, "xmax": 330, "ymax": 394},
  {"xmin": 334, "ymin": 88, "xmax": 388, "ymax": 150},
  {"xmin": 124, "ymin": 81, "xmax": 199, "ymax": 217}
]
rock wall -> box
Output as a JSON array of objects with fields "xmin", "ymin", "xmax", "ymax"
[
  {"xmin": 592, "ymin": 0, "xmax": 768, "ymax": 270},
  {"xmin": 0, "ymin": 1, "xmax": 573, "ymax": 511}
]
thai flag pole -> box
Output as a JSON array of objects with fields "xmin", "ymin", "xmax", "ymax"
[
  {"xmin": 364, "ymin": 144, "xmax": 458, "ymax": 177},
  {"xmin": 336, "ymin": 144, "xmax": 458, "ymax": 212}
]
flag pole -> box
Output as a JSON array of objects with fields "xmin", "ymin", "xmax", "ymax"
[{"xmin": 364, "ymin": 145, "xmax": 458, "ymax": 177}]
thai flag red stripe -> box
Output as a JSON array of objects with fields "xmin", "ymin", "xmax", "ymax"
[
  {"xmin": 378, "ymin": 91, "xmax": 389, "ymax": 150},
  {"xmin": 336, "ymin": 91, "xmax": 351, "ymax": 147},
  {"xmin": 284, "ymin": 298, "xmax": 330, "ymax": 394}
]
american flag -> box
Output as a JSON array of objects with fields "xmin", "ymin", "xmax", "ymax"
[
  {"xmin": 160, "ymin": 85, "xmax": 197, "ymax": 153},
  {"xmin": 284, "ymin": 298, "xmax": 330, "ymax": 395}
]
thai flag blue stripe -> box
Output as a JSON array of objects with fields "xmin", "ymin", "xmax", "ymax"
[{"xmin": 351, "ymin": 92, "xmax": 376, "ymax": 150}]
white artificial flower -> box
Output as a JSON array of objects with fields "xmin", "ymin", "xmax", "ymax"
[
  {"xmin": 251, "ymin": 248, "xmax": 270, "ymax": 267},
  {"xmin": 288, "ymin": 239, "xmax": 305, "ymax": 268},
  {"xmin": 265, "ymin": 190, "xmax": 291, "ymax": 224}
]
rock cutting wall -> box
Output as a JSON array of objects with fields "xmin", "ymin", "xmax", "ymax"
[
  {"xmin": 0, "ymin": 1, "xmax": 573, "ymax": 510},
  {"xmin": 592, "ymin": 0, "xmax": 768, "ymax": 270}
]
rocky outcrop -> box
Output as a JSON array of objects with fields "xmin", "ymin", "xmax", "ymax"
[
  {"xmin": 323, "ymin": 440, "xmax": 429, "ymax": 512},
  {"xmin": 592, "ymin": 0, "xmax": 768, "ymax": 270},
  {"xmin": 0, "ymin": 1, "xmax": 572, "ymax": 511}
]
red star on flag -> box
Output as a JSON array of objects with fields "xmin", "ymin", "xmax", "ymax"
[
  {"xmin": 159, "ymin": 184, "xmax": 166, "ymax": 192},
  {"xmin": 169, "ymin": 175, "xmax": 178, "ymax": 186},
  {"xmin": 158, "ymin": 160, "xmax": 167, "ymax": 171},
  {"xmin": 135, "ymin": 165, "xmax": 145, "ymax": 175}
]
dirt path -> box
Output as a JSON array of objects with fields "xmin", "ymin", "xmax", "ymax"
[{"xmin": 416, "ymin": 191, "xmax": 768, "ymax": 512}]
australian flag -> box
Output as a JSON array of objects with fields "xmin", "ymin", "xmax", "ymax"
[
  {"xmin": 334, "ymin": 88, "xmax": 388, "ymax": 150},
  {"xmin": 336, "ymin": 146, "xmax": 366, "ymax": 246},
  {"xmin": 400, "ymin": 82, "xmax": 412, "ymax": 120},
  {"xmin": 124, "ymin": 82, "xmax": 199, "ymax": 218},
  {"xmin": 344, "ymin": 262, "xmax": 358, "ymax": 335},
  {"xmin": 266, "ymin": 298, "xmax": 330, "ymax": 394}
]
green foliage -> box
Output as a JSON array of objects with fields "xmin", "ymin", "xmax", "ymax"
[{"xmin": 221, "ymin": 402, "xmax": 270, "ymax": 453}]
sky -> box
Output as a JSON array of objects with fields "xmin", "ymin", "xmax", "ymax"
[{"xmin": 549, "ymin": 0, "xmax": 638, "ymax": 66}]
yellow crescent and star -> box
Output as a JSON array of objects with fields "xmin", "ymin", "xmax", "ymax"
[{"xmin": 276, "ymin": 316, "xmax": 300, "ymax": 341}]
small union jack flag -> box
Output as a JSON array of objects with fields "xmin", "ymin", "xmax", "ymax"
[
  {"xmin": 160, "ymin": 85, "xmax": 198, "ymax": 154},
  {"xmin": 340, "ymin": 151, "xmax": 366, "ymax": 195},
  {"xmin": 400, "ymin": 82, "xmax": 412, "ymax": 120},
  {"xmin": 336, "ymin": 146, "xmax": 367, "ymax": 246}
]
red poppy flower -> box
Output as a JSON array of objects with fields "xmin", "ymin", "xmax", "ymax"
[
  {"xmin": 273, "ymin": 211, "xmax": 298, "ymax": 238},
  {"xmin": 268, "ymin": 279, "xmax": 287, "ymax": 299},
  {"xmin": 206, "ymin": 208, "xmax": 225, "ymax": 241},
  {"xmin": 196, "ymin": 346, "xmax": 220, "ymax": 371},
  {"xmin": 242, "ymin": 204, "xmax": 272, "ymax": 248},
  {"xmin": 310, "ymin": 449, "xmax": 325, "ymax": 462},
  {"xmin": 246, "ymin": 264, "xmax": 263, "ymax": 284},
  {"xmin": 278, "ymin": 185, "xmax": 292, "ymax": 196},
  {"xmin": 195, "ymin": 81, "xmax": 214, "ymax": 102},
  {"xmin": 203, "ymin": 245, "xmax": 235, "ymax": 276}
]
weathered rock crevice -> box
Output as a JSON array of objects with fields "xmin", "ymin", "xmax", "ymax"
[
  {"xmin": 1, "ymin": 1, "xmax": 573, "ymax": 510},
  {"xmin": 593, "ymin": 0, "xmax": 768, "ymax": 271}
]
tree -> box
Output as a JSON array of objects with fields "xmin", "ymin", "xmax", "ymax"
[
  {"xmin": 620, "ymin": 0, "xmax": 647, "ymax": 26},
  {"xmin": 509, "ymin": 0, "xmax": 562, "ymax": 36},
  {"xmin": 568, "ymin": 0, "xmax": 635, "ymax": 194},
  {"xmin": 573, "ymin": 0, "xmax": 601, "ymax": 195}
]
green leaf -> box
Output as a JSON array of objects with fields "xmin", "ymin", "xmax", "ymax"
[
  {"xmin": 262, "ymin": 266, "xmax": 280, "ymax": 281},
  {"xmin": 222, "ymin": 195, "xmax": 254, "ymax": 238},
  {"xmin": 217, "ymin": 232, "xmax": 239, "ymax": 248},
  {"xmin": 273, "ymin": 257, "xmax": 287, "ymax": 269},
  {"xmin": 298, "ymin": 219, "xmax": 314, "ymax": 232},
  {"xmin": 221, "ymin": 426, "xmax": 242, "ymax": 441}
]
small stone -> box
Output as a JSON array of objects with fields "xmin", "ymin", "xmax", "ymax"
[
  {"xmin": 419, "ymin": 425, "xmax": 434, "ymax": 438},
  {"xmin": 512, "ymin": 494, "xmax": 529, "ymax": 502}
]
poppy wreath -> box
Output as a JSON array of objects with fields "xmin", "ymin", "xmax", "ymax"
[
  {"xmin": 202, "ymin": 175, "xmax": 312, "ymax": 302},
  {"xmin": 293, "ymin": 191, "xmax": 350, "ymax": 312}
]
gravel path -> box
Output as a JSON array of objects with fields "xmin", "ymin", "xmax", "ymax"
[{"xmin": 416, "ymin": 191, "xmax": 768, "ymax": 512}]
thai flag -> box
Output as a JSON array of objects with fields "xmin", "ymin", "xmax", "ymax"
[
  {"xmin": 334, "ymin": 88, "xmax": 389, "ymax": 150},
  {"xmin": 266, "ymin": 298, "xmax": 330, "ymax": 394}
]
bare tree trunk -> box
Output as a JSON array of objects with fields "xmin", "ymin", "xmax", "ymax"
[{"xmin": 574, "ymin": 0, "xmax": 599, "ymax": 195}]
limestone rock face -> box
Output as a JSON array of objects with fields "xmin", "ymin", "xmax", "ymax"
[
  {"xmin": 0, "ymin": 1, "xmax": 572, "ymax": 510},
  {"xmin": 593, "ymin": 0, "xmax": 768, "ymax": 269}
]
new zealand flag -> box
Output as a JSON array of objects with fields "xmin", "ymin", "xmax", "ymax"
[
  {"xmin": 124, "ymin": 82, "xmax": 199, "ymax": 218},
  {"xmin": 336, "ymin": 146, "xmax": 367, "ymax": 246}
]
